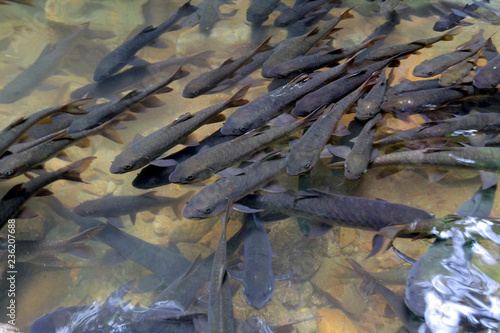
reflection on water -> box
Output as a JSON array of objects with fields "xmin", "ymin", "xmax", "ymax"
[{"xmin": 0, "ymin": 0, "xmax": 499, "ymax": 332}]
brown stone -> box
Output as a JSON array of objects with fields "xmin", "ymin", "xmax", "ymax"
[{"xmin": 316, "ymin": 308, "xmax": 359, "ymax": 333}]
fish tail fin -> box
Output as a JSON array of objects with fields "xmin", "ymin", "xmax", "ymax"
[
  {"xmin": 60, "ymin": 156, "xmax": 96, "ymax": 183},
  {"xmin": 226, "ymin": 84, "xmax": 251, "ymax": 107},
  {"xmin": 178, "ymin": 0, "xmax": 197, "ymax": 16},
  {"xmin": 172, "ymin": 191, "xmax": 195, "ymax": 220}
]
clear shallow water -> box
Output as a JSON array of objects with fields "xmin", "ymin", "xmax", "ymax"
[{"xmin": 0, "ymin": 0, "xmax": 499, "ymax": 332}]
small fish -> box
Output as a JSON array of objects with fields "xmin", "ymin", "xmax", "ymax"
[
  {"xmin": 379, "ymin": 0, "xmax": 403, "ymax": 19},
  {"xmin": 73, "ymin": 191, "xmax": 193, "ymax": 227},
  {"xmin": 274, "ymin": 0, "xmax": 335, "ymax": 27},
  {"xmin": 246, "ymin": 0, "xmax": 281, "ymax": 22},
  {"xmin": 169, "ymin": 110, "xmax": 320, "ymax": 184},
  {"xmin": 473, "ymin": 53, "xmax": 500, "ymax": 89},
  {"xmin": 371, "ymin": 147, "xmax": 500, "ymax": 172},
  {"xmin": 356, "ymin": 70, "xmax": 389, "ymax": 120},
  {"xmin": 93, "ymin": 1, "xmax": 195, "ymax": 81},
  {"xmin": 433, "ymin": 3, "xmax": 478, "ymax": 32},
  {"xmin": 1, "ymin": 226, "xmax": 103, "ymax": 266},
  {"xmin": 374, "ymin": 113, "xmax": 500, "ymax": 146},
  {"xmin": 0, "ymin": 0, "xmax": 33, "ymax": 6},
  {"xmin": 182, "ymin": 38, "xmax": 271, "ymax": 98},
  {"xmin": 198, "ymin": 0, "xmax": 237, "ymax": 32},
  {"xmin": 68, "ymin": 66, "xmax": 188, "ymax": 133},
  {"xmin": 262, "ymin": 7, "xmax": 354, "ymax": 77},
  {"xmin": 366, "ymin": 28, "xmax": 459, "ymax": 61},
  {"xmin": 286, "ymin": 85, "xmax": 365, "ymax": 176},
  {"xmin": 0, "ymin": 157, "xmax": 95, "ymax": 229},
  {"xmin": 388, "ymin": 78, "xmax": 442, "ymax": 95},
  {"xmin": 439, "ymin": 53, "xmax": 479, "ymax": 87},
  {"xmin": 110, "ymin": 84, "xmax": 249, "ymax": 174}
]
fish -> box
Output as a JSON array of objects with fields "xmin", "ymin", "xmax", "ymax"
[
  {"xmin": 379, "ymin": 0, "xmax": 403, "ymax": 19},
  {"xmin": 237, "ymin": 189, "xmax": 433, "ymax": 231},
  {"xmin": 274, "ymin": 0, "xmax": 335, "ymax": 27},
  {"xmin": 374, "ymin": 113, "xmax": 500, "ymax": 146},
  {"xmin": 366, "ymin": 28, "xmax": 459, "ymax": 61},
  {"xmin": 355, "ymin": 70, "xmax": 389, "ymax": 120},
  {"xmin": 68, "ymin": 66, "xmax": 188, "ymax": 133},
  {"xmin": 286, "ymin": 85, "xmax": 366, "ymax": 176},
  {"xmin": 0, "ymin": 0, "xmax": 33, "ymax": 6},
  {"xmin": 0, "ymin": 157, "xmax": 95, "ymax": 229},
  {"xmin": 93, "ymin": 1, "xmax": 195, "ymax": 81},
  {"xmin": 371, "ymin": 147, "xmax": 500, "ymax": 172},
  {"xmin": 388, "ymin": 78, "xmax": 441, "ymax": 95},
  {"xmin": 412, "ymin": 37, "xmax": 489, "ymax": 78},
  {"xmin": 246, "ymin": 0, "xmax": 281, "ymax": 22},
  {"xmin": 380, "ymin": 86, "xmax": 473, "ymax": 114},
  {"xmin": 439, "ymin": 53, "xmax": 479, "ymax": 87},
  {"xmin": 132, "ymin": 129, "xmax": 239, "ymax": 189},
  {"xmin": 168, "ymin": 110, "xmax": 320, "ymax": 184},
  {"xmin": 261, "ymin": 8, "xmax": 354, "ymax": 77},
  {"xmin": 110, "ymin": 84, "xmax": 249, "ymax": 174},
  {"xmin": 208, "ymin": 203, "xmax": 236, "ymax": 333},
  {"xmin": 182, "ymin": 38, "xmax": 271, "ymax": 98},
  {"xmin": 221, "ymin": 57, "xmax": 352, "ymax": 135},
  {"xmin": 433, "ymin": 3, "xmax": 478, "ymax": 31},
  {"xmin": 70, "ymin": 51, "xmax": 213, "ymax": 100},
  {"xmin": 473, "ymin": 53, "xmax": 500, "ymax": 89},
  {"xmin": 292, "ymin": 57, "xmax": 396, "ymax": 117},
  {"xmin": 0, "ymin": 99, "xmax": 89, "ymax": 158},
  {"xmin": 73, "ymin": 191, "xmax": 193, "ymax": 227},
  {"xmin": 182, "ymin": 155, "xmax": 286, "ymax": 219},
  {"xmin": 198, "ymin": 0, "xmax": 237, "ymax": 32},
  {"xmin": 0, "ymin": 226, "xmax": 102, "ymax": 266}
]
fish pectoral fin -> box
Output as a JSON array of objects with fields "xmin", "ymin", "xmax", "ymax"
[
  {"xmin": 15, "ymin": 206, "xmax": 38, "ymax": 219},
  {"xmin": 147, "ymin": 38, "xmax": 169, "ymax": 49},
  {"xmin": 150, "ymin": 159, "xmax": 179, "ymax": 167},
  {"xmin": 233, "ymin": 203, "xmax": 263, "ymax": 213},
  {"xmin": 29, "ymin": 255, "xmax": 63, "ymax": 267},
  {"xmin": 100, "ymin": 128, "xmax": 123, "ymax": 144},
  {"xmin": 64, "ymin": 243, "xmax": 96, "ymax": 259},
  {"xmin": 180, "ymin": 133, "xmax": 200, "ymax": 147},
  {"xmin": 102, "ymin": 248, "xmax": 128, "ymax": 266},
  {"xmin": 140, "ymin": 95, "xmax": 166, "ymax": 108},
  {"xmin": 274, "ymin": 270, "xmax": 294, "ymax": 281},
  {"xmin": 56, "ymin": 151, "xmax": 72, "ymax": 162},
  {"xmin": 206, "ymin": 113, "xmax": 226, "ymax": 124},
  {"xmin": 106, "ymin": 216, "xmax": 125, "ymax": 228},
  {"xmin": 216, "ymin": 168, "xmax": 245, "ymax": 177},
  {"xmin": 227, "ymin": 267, "xmax": 244, "ymax": 280},
  {"xmin": 34, "ymin": 188, "xmax": 53, "ymax": 197},
  {"xmin": 262, "ymin": 181, "xmax": 287, "ymax": 193}
]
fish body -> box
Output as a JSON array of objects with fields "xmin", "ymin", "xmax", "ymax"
[
  {"xmin": 371, "ymin": 147, "xmax": 500, "ymax": 172},
  {"xmin": 238, "ymin": 189, "xmax": 433, "ymax": 230},
  {"xmin": 246, "ymin": 0, "xmax": 280, "ymax": 22},
  {"xmin": 93, "ymin": 1, "xmax": 195, "ymax": 81},
  {"xmin": 183, "ymin": 157, "xmax": 286, "ymax": 219},
  {"xmin": 439, "ymin": 53, "xmax": 478, "ymax": 87},
  {"xmin": 433, "ymin": 3, "xmax": 479, "ymax": 32},
  {"xmin": 375, "ymin": 113, "xmax": 500, "ymax": 146},
  {"xmin": 274, "ymin": 0, "xmax": 333, "ymax": 27},
  {"xmin": 182, "ymin": 38, "xmax": 271, "ymax": 98},
  {"xmin": 68, "ymin": 67, "xmax": 187, "ymax": 133},
  {"xmin": 110, "ymin": 85, "xmax": 249, "ymax": 174},
  {"xmin": 287, "ymin": 85, "xmax": 365, "ymax": 175},
  {"xmin": 222, "ymin": 59, "xmax": 350, "ymax": 135},
  {"xmin": 388, "ymin": 78, "xmax": 441, "ymax": 95},
  {"xmin": 356, "ymin": 70, "xmax": 387, "ymax": 120},
  {"xmin": 0, "ymin": 157, "xmax": 95, "ymax": 229},
  {"xmin": 379, "ymin": 0, "xmax": 402, "ymax": 18},
  {"xmin": 344, "ymin": 113, "xmax": 382, "ymax": 179},
  {"xmin": 473, "ymin": 53, "xmax": 500, "ymax": 89},
  {"xmin": 261, "ymin": 8, "xmax": 354, "ymax": 77}
]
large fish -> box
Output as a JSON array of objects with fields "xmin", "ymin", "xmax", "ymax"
[
  {"xmin": 237, "ymin": 189, "xmax": 433, "ymax": 230},
  {"xmin": 73, "ymin": 191, "xmax": 193, "ymax": 227},
  {"xmin": 0, "ymin": 157, "xmax": 95, "ymax": 229},
  {"xmin": 433, "ymin": 3, "xmax": 479, "ymax": 32},
  {"xmin": 68, "ymin": 66, "xmax": 188, "ymax": 133},
  {"xmin": 110, "ymin": 84, "xmax": 249, "ymax": 174},
  {"xmin": 182, "ymin": 38, "xmax": 271, "ymax": 98},
  {"xmin": 0, "ymin": 226, "xmax": 102, "ymax": 266},
  {"xmin": 246, "ymin": 0, "xmax": 281, "ymax": 22},
  {"xmin": 473, "ymin": 53, "xmax": 500, "ymax": 89},
  {"xmin": 388, "ymin": 78, "xmax": 441, "ymax": 95},
  {"xmin": 93, "ymin": 1, "xmax": 195, "ymax": 81},
  {"xmin": 169, "ymin": 111, "xmax": 319, "ymax": 184},
  {"xmin": 274, "ymin": 0, "xmax": 335, "ymax": 27},
  {"xmin": 261, "ymin": 8, "xmax": 354, "ymax": 77}
]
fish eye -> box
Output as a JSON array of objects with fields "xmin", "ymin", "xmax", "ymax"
[
  {"xmin": 151, "ymin": 178, "xmax": 159, "ymax": 184},
  {"xmin": 203, "ymin": 207, "xmax": 212, "ymax": 214},
  {"xmin": 304, "ymin": 162, "xmax": 311, "ymax": 169},
  {"xmin": 4, "ymin": 170, "xmax": 14, "ymax": 176},
  {"xmin": 124, "ymin": 164, "xmax": 133, "ymax": 170},
  {"xmin": 268, "ymin": 285, "xmax": 272, "ymax": 292},
  {"xmin": 427, "ymin": 71, "xmax": 434, "ymax": 76},
  {"xmin": 186, "ymin": 175, "xmax": 194, "ymax": 181},
  {"xmin": 240, "ymin": 127, "xmax": 247, "ymax": 133}
]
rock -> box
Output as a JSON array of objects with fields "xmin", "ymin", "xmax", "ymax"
[
  {"xmin": 170, "ymin": 218, "xmax": 217, "ymax": 244},
  {"xmin": 152, "ymin": 215, "xmax": 172, "ymax": 236},
  {"xmin": 289, "ymin": 308, "xmax": 318, "ymax": 333},
  {"xmin": 339, "ymin": 228, "xmax": 356, "ymax": 248},
  {"xmin": 176, "ymin": 242, "xmax": 212, "ymax": 261},
  {"xmin": 316, "ymin": 308, "xmax": 359, "ymax": 333},
  {"xmin": 323, "ymin": 283, "xmax": 367, "ymax": 319}
]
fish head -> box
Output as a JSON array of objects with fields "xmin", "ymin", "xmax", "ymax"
[
  {"xmin": 94, "ymin": 57, "xmax": 127, "ymax": 82},
  {"xmin": 182, "ymin": 80, "xmax": 205, "ymax": 99},
  {"xmin": 220, "ymin": 117, "xmax": 253, "ymax": 136},
  {"xmin": 344, "ymin": 157, "xmax": 365, "ymax": 180},
  {"xmin": 285, "ymin": 148, "xmax": 318, "ymax": 176},
  {"xmin": 132, "ymin": 167, "xmax": 173, "ymax": 189},
  {"xmin": 109, "ymin": 153, "xmax": 149, "ymax": 174},
  {"xmin": 168, "ymin": 164, "xmax": 213, "ymax": 184},
  {"xmin": 243, "ymin": 272, "xmax": 274, "ymax": 309},
  {"xmin": 273, "ymin": 11, "xmax": 295, "ymax": 27},
  {"xmin": 182, "ymin": 193, "xmax": 227, "ymax": 219},
  {"xmin": 355, "ymin": 101, "xmax": 378, "ymax": 120},
  {"xmin": 0, "ymin": 155, "xmax": 28, "ymax": 179},
  {"xmin": 0, "ymin": 85, "xmax": 28, "ymax": 104},
  {"xmin": 413, "ymin": 63, "xmax": 437, "ymax": 78},
  {"xmin": 73, "ymin": 202, "xmax": 98, "ymax": 217}
]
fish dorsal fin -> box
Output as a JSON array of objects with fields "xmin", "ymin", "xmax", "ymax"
[
  {"xmin": 139, "ymin": 25, "xmax": 155, "ymax": 34},
  {"xmin": 6, "ymin": 116, "xmax": 28, "ymax": 129},
  {"xmin": 172, "ymin": 112, "xmax": 193, "ymax": 125},
  {"xmin": 221, "ymin": 58, "xmax": 234, "ymax": 66},
  {"xmin": 306, "ymin": 27, "xmax": 320, "ymax": 37},
  {"xmin": 133, "ymin": 133, "xmax": 144, "ymax": 143},
  {"xmin": 34, "ymin": 188, "xmax": 53, "ymax": 197}
]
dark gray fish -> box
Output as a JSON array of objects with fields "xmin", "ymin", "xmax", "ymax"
[
  {"xmin": 93, "ymin": 1, "xmax": 195, "ymax": 81},
  {"xmin": 73, "ymin": 191, "xmax": 193, "ymax": 227},
  {"xmin": 0, "ymin": 226, "xmax": 102, "ymax": 266},
  {"xmin": 221, "ymin": 58, "xmax": 352, "ymax": 135},
  {"xmin": 68, "ymin": 66, "xmax": 187, "ymax": 133},
  {"xmin": 0, "ymin": 157, "xmax": 95, "ymax": 229},
  {"xmin": 182, "ymin": 38, "xmax": 271, "ymax": 98},
  {"xmin": 44, "ymin": 196, "xmax": 192, "ymax": 285},
  {"xmin": 26, "ymin": 112, "xmax": 80, "ymax": 140},
  {"xmin": 237, "ymin": 189, "xmax": 433, "ymax": 230},
  {"xmin": 208, "ymin": 204, "xmax": 235, "ymax": 333},
  {"xmin": 379, "ymin": 0, "xmax": 403, "ymax": 19},
  {"xmin": 182, "ymin": 156, "xmax": 286, "ymax": 219},
  {"xmin": 267, "ymin": 35, "xmax": 386, "ymax": 79},
  {"xmin": 433, "ymin": 3, "xmax": 478, "ymax": 31},
  {"xmin": 261, "ymin": 8, "xmax": 354, "ymax": 77},
  {"xmin": 388, "ymin": 78, "xmax": 441, "ymax": 95},
  {"xmin": 168, "ymin": 111, "xmax": 319, "ymax": 184},
  {"xmin": 0, "ymin": 99, "xmax": 88, "ymax": 157},
  {"xmin": 71, "ymin": 51, "xmax": 213, "ymax": 100},
  {"xmin": 380, "ymin": 86, "xmax": 472, "ymax": 114},
  {"xmin": 292, "ymin": 57, "xmax": 395, "ymax": 116},
  {"xmin": 198, "ymin": 0, "xmax": 236, "ymax": 31},
  {"xmin": 274, "ymin": 0, "xmax": 334, "ymax": 27},
  {"xmin": 374, "ymin": 113, "xmax": 500, "ymax": 146},
  {"xmin": 439, "ymin": 53, "xmax": 479, "ymax": 87},
  {"xmin": 0, "ymin": 0, "xmax": 34, "ymax": 6},
  {"xmin": 413, "ymin": 37, "xmax": 488, "ymax": 78},
  {"xmin": 246, "ymin": 0, "xmax": 281, "ymax": 22},
  {"xmin": 110, "ymin": 84, "xmax": 249, "ymax": 174},
  {"xmin": 473, "ymin": 53, "xmax": 500, "ymax": 89},
  {"xmin": 286, "ymin": 85, "xmax": 365, "ymax": 176},
  {"xmin": 356, "ymin": 70, "xmax": 388, "ymax": 120},
  {"xmin": 366, "ymin": 28, "xmax": 459, "ymax": 61},
  {"xmin": 132, "ymin": 129, "xmax": 238, "ymax": 189},
  {"xmin": 371, "ymin": 147, "xmax": 500, "ymax": 172}
]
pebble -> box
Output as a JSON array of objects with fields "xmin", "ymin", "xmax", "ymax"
[{"xmin": 316, "ymin": 308, "xmax": 359, "ymax": 333}]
